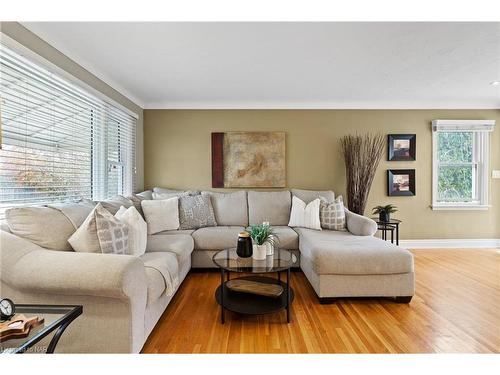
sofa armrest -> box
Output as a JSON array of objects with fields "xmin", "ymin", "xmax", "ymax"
[
  {"xmin": 344, "ymin": 208, "xmax": 378, "ymax": 236},
  {"xmin": 3, "ymin": 245, "xmax": 147, "ymax": 300}
]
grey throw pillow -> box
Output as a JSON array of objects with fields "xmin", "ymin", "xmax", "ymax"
[
  {"xmin": 320, "ymin": 196, "xmax": 347, "ymax": 231},
  {"xmin": 126, "ymin": 194, "xmax": 146, "ymax": 218},
  {"xmin": 98, "ymin": 195, "xmax": 134, "ymax": 215},
  {"xmin": 179, "ymin": 194, "xmax": 217, "ymax": 230},
  {"xmin": 68, "ymin": 203, "xmax": 129, "ymax": 254}
]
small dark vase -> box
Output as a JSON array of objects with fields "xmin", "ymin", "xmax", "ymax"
[
  {"xmin": 236, "ymin": 232, "xmax": 253, "ymax": 258},
  {"xmin": 379, "ymin": 211, "xmax": 390, "ymax": 222}
]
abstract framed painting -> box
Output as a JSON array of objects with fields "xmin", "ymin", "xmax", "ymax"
[
  {"xmin": 211, "ymin": 132, "xmax": 286, "ymax": 188},
  {"xmin": 388, "ymin": 134, "xmax": 416, "ymax": 161},
  {"xmin": 387, "ymin": 169, "xmax": 416, "ymax": 196}
]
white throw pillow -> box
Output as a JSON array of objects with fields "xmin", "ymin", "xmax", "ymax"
[
  {"xmin": 141, "ymin": 197, "xmax": 180, "ymax": 235},
  {"xmin": 68, "ymin": 203, "xmax": 129, "ymax": 254},
  {"xmin": 115, "ymin": 206, "xmax": 147, "ymax": 256},
  {"xmin": 288, "ymin": 196, "xmax": 322, "ymax": 230}
]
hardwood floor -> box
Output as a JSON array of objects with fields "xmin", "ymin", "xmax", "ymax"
[{"xmin": 142, "ymin": 249, "xmax": 500, "ymax": 353}]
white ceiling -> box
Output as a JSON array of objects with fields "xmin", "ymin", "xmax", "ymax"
[{"xmin": 22, "ymin": 22, "xmax": 500, "ymax": 109}]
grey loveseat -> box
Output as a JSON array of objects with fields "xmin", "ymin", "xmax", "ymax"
[{"xmin": 0, "ymin": 188, "xmax": 414, "ymax": 353}]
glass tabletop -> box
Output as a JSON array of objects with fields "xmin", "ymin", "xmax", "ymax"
[
  {"xmin": 0, "ymin": 304, "xmax": 82, "ymax": 354},
  {"xmin": 213, "ymin": 248, "xmax": 297, "ymax": 273},
  {"xmin": 371, "ymin": 218, "xmax": 402, "ymax": 224}
]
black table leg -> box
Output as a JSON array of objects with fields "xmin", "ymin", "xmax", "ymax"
[
  {"xmin": 46, "ymin": 315, "xmax": 79, "ymax": 354},
  {"xmin": 391, "ymin": 228, "xmax": 394, "ymax": 243},
  {"xmin": 396, "ymin": 224, "xmax": 399, "ymax": 245},
  {"xmin": 220, "ymin": 268, "xmax": 225, "ymax": 324},
  {"xmin": 286, "ymin": 268, "xmax": 291, "ymax": 323}
]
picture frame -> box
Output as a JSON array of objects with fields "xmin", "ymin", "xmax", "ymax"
[
  {"xmin": 388, "ymin": 134, "xmax": 416, "ymax": 161},
  {"xmin": 388, "ymin": 169, "xmax": 416, "ymax": 196}
]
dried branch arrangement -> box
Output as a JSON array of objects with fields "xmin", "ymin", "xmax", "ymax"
[{"xmin": 340, "ymin": 133, "xmax": 385, "ymax": 215}]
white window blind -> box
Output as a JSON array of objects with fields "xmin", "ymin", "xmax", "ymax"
[{"xmin": 0, "ymin": 42, "xmax": 137, "ymax": 218}]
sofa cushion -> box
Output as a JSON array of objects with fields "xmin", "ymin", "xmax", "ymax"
[
  {"xmin": 246, "ymin": 226, "xmax": 299, "ymax": 250},
  {"xmin": 155, "ymin": 229, "xmax": 195, "ymax": 235},
  {"xmin": 192, "ymin": 226, "xmax": 245, "ymax": 250},
  {"xmin": 202, "ymin": 191, "xmax": 248, "ymax": 226},
  {"xmin": 141, "ymin": 252, "xmax": 179, "ymax": 303},
  {"xmin": 295, "ymin": 228, "xmax": 414, "ymax": 275},
  {"xmin": 126, "ymin": 194, "xmax": 147, "ymax": 217},
  {"xmin": 48, "ymin": 200, "xmax": 96, "ymax": 229},
  {"xmin": 153, "ymin": 187, "xmax": 184, "ymax": 194},
  {"xmin": 6, "ymin": 206, "xmax": 76, "ymax": 251},
  {"xmin": 291, "ymin": 189, "xmax": 335, "ymax": 204},
  {"xmin": 99, "ymin": 195, "xmax": 134, "ymax": 215},
  {"xmin": 146, "ymin": 233, "xmax": 194, "ymax": 262},
  {"xmin": 136, "ymin": 190, "xmax": 153, "ymax": 200},
  {"xmin": 247, "ymin": 191, "xmax": 291, "ymax": 226},
  {"xmin": 152, "ymin": 188, "xmax": 200, "ymax": 200}
]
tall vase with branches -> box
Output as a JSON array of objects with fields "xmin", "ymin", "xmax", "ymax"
[{"xmin": 340, "ymin": 133, "xmax": 385, "ymax": 215}]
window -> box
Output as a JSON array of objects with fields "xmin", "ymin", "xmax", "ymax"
[
  {"xmin": 0, "ymin": 41, "xmax": 137, "ymax": 218},
  {"xmin": 432, "ymin": 120, "xmax": 495, "ymax": 210}
]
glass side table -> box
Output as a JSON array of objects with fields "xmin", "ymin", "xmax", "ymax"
[
  {"xmin": 372, "ymin": 218, "xmax": 402, "ymax": 245},
  {"xmin": 1, "ymin": 304, "xmax": 82, "ymax": 354},
  {"xmin": 212, "ymin": 248, "xmax": 297, "ymax": 324}
]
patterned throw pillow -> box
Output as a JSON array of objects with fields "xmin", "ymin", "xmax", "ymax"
[
  {"xmin": 97, "ymin": 210, "xmax": 129, "ymax": 255},
  {"xmin": 179, "ymin": 194, "xmax": 217, "ymax": 230},
  {"xmin": 68, "ymin": 203, "xmax": 129, "ymax": 254},
  {"xmin": 320, "ymin": 196, "xmax": 347, "ymax": 231},
  {"xmin": 126, "ymin": 194, "xmax": 146, "ymax": 218}
]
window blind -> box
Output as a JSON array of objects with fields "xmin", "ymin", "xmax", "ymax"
[{"xmin": 0, "ymin": 42, "xmax": 137, "ymax": 218}]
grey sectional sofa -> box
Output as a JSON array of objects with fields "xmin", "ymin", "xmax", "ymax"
[{"xmin": 0, "ymin": 188, "xmax": 414, "ymax": 353}]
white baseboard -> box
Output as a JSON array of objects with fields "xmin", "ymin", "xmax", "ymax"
[{"xmin": 399, "ymin": 239, "xmax": 500, "ymax": 249}]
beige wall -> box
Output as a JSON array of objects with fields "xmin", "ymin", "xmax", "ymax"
[
  {"xmin": 144, "ymin": 109, "xmax": 500, "ymax": 240},
  {"xmin": 0, "ymin": 22, "xmax": 145, "ymax": 190}
]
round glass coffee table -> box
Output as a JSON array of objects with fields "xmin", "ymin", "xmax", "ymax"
[{"xmin": 212, "ymin": 248, "xmax": 297, "ymax": 324}]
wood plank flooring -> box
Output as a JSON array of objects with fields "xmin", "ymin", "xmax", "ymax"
[{"xmin": 142, "ymin": 249, "xmax": 500, "ymax": 353}]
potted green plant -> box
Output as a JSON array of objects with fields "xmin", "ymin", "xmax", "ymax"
[
  {"xmin": 372, "ymin": 204, "xmax": 398, "ymax": 222},
  {"xmin": 248, "ymin": 223, "xmax": 279, "ymax": 260}
]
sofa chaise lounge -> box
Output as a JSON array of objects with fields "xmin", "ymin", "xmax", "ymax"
[{"xmin": 0, "ymin": 188, "xmax": 414, "ymax": 353}]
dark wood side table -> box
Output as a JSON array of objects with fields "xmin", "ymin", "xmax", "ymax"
[{"xmin": 372, "ymin": 218, "xmax": 402, "ymax": 245}]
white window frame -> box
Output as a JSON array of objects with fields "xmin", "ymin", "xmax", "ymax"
[{"xmin": 431, "ymin": 119, "xmax": 494, "ymax": 211}]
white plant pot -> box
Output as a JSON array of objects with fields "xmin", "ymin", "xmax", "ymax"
[
  {"xmin": 266, "ymin": 242, "xmax": 274, "ymax": 256},
  {"xmin": 252, "ymin": 244, "xmax": 267, "ymax": 260},
  {"xmin": 266, "ymin": 253, "xmax": 274, "ymax": 268}
]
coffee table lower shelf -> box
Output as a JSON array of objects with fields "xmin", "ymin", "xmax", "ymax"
[{"xmin": 215, "ymin": 276, "xmax": 294, "ymax": 323}]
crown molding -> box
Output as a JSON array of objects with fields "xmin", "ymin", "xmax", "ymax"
[{"xmin": 144, "ymin": 101, "xmax": 500, "ymax": 110}]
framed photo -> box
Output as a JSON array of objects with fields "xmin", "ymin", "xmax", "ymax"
[
  {"xmin": 388, "ymin": 169, "xmax": 416, "ymax": 196},
  {"xmin": 388, "ymin": 134, "xmax": 416, "ymax": 161}
]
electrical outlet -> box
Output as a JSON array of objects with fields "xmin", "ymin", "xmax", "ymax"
[{"xmin": 492, "ymin": 170, "xmax": 500, "ymax": 179}]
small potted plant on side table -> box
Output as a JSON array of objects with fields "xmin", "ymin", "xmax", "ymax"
[
  {"xmin": 372, "ymin": 204, "xmax": 398, "ymax": 222},
  {"xmin": 249, "ymin": 223, "xmax": 279, "ymax": 260}
]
